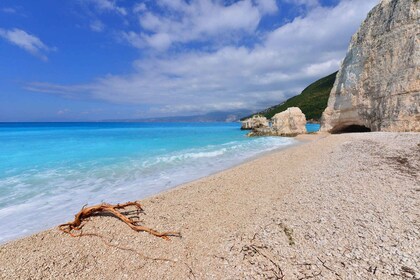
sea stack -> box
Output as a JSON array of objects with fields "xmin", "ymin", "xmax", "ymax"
[
  {"xmin": 247, "ymin": 107, "xmax": 307, "ymax": 136},
  {"xmin": 321, "ymin": 0, "xmax": 420, "ymax": 133},
  {"xmin": 271, "ymin": 107, "xmax": 307, "ymax": 136},
  {"xmin": 241, "ymin": 115, "xmax": 269, "ymax": 130}
]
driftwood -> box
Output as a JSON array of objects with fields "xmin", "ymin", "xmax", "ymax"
[{"xmin": 59, "ymin": 201, "xmax": 180, "ymax": 240}]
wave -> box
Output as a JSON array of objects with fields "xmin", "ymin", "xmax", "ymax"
[{"xmin": 0, "ymin": 135, "xmax": 295, "ymax": 243}]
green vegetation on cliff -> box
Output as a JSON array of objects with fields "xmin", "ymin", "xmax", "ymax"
[{"xmin": 243, "ymin": 71, "xmax": 338, "ymax": 121}]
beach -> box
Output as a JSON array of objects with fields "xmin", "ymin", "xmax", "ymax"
[{"xmin": 0, "ymin": 132, "xmax": 419, "ymax": 279}]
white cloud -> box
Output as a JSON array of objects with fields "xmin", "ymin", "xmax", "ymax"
[
  {"xmin": 284, "ymin": 0, "xmax": 320, "ymax": 8},
  {"xmin": 265, "ymin": 0, "xmax": 379, "ymax": 54},
  {"xmin": 80, "ymin": 0, "xmax": 126, "ymax": 33},
  {"xmin": 255, "ymin": 0, "xmax": 279, "ymax": 14},
  {"xmin": 124, "ymin": 0, "xmax": 275, "ymax": 50},
  {"xmin": 144, "ymin": 33, "xmax": 172, "ymax": 51},
  {"xmin": 120, "ymin": 31, "xmax": 144, "ymax": 48},
  {"xmin": 0, "ymin": 28, "xmax": 53, "ymax": 61},
  {"xmin": 1, "ymin": 7, "xmax": 16, "ymax": 14},
  {"xmin": 90, "ymin": 19, "xmax": 105, "ymax": 32},
  {"xmin": 28, "ymin": 0, "xmax": 379, "ymax": 116},
  {"xmin": 133, "ymin": 3, "xmax": 146, "ymax": 14},
  {"xmin": 87, "ymin": 0, "xmax": 127, "ymax": 15}
]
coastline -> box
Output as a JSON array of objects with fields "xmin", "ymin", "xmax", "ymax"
[
  {"xmin": 0, "ymin": 122, "xmax": 298, "ymax": 244},
  {"xmin": 1, "ymin": 132, "xmax": 419, "ymax": 279}
]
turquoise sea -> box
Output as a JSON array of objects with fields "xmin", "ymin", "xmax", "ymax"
[{"xmin": 0, "ymin": 122, "xmax": 320, "ymax": 243}]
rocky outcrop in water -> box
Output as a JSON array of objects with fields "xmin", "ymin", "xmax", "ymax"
[
  {"xmin": 241, "ymin": 115, "xmax": 269, "ymax": 130},
  {"xmin": 321, "ymin": 0, "xmax": 420, "ymax": 133},
  {"xmin": 271, "ymin": 107, "xmax": 307, "ymax": 136},
  {"xmin": 247, "ymin": 107, "xmax": 307, "ymax": 136}
]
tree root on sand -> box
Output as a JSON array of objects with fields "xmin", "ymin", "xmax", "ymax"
[{"xmin": 59, "ymin": 201, "xmax": 180, "ymax": 240}]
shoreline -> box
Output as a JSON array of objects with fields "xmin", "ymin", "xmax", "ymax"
[
  {"xmin": 0, "ymin": 133, "xmax": 310, "ymax": 245},
  {"xmin": 1, "ymin": 132, "xmax": 419, "ymax": 279},
  {"xmin": 0, "ymin": 134, "xmax": 313, "ymax": 246},
  {"xmin": 0, "ymin": 134, "xmax": 300, "ymax": 245}
]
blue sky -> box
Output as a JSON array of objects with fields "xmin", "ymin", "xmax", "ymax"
[{"xmin": 0, "ymin": 0, "xmax": 378, "ymax": 121}]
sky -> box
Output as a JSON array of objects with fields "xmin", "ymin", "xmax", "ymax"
[{"xmin": 0, "ymin": 0, "xmax": 379, "ymax": 122}]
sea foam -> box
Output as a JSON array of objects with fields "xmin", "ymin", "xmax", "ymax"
[{"xmin": 0, "ymin": 122, "xmax": 297, "ymax": 243}]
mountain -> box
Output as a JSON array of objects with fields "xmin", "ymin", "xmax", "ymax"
[
  {"xmin": 242, "ymin": 71, "xmax": 338, "ymax": 121},
  {"xmin": 103, "ymin": 110, "xmax": 254, "ymax": 123}
]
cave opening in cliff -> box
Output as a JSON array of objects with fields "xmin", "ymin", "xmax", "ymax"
[{"xmin": 331, "ymin": 124, "xmax": 371, "ymax": 134}]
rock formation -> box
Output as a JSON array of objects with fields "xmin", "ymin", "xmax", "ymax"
[
  {"xmin": 321, "ymin": 0, "xmax": 420, "ymax": 133},
  {"xmin": 271, "ymin": 107, "xmax": 307, "ymax": 136},
  {"xmin": 247, "ymin": 107, "xmax": 307, "ymax": 136},
  {"xmin": 241, "ymin": 115, "xmax": 269, "ymax": 130}
]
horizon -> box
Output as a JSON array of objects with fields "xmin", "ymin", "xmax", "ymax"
[{"xmin": 0, "ymin": 0, "xmax": 378, "ymax": 122}]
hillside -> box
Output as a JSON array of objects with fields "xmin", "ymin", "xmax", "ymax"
[
  {"xmin": 243, "ymin": 71, "xmax": 337, "ymax": 121},
  {"xmin": 103, "ymin": 110, "xmax": 254, "ymax": 123}
]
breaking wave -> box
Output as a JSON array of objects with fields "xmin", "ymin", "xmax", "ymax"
[{"xmin": 0, "ymin": 122, "xmax": 296, "ymax": 243}]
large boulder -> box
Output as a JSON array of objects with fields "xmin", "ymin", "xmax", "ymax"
[
  {"xmin": 241, "ymin": 115, "xmax": 269, "ymax": 130},
  {"xmin": 271, "ymin": 107, "xmax": 307, "ymax": 136},
  {"xmin": 321, "ymin": 0, "xmax": 420, "ymax": 133}
]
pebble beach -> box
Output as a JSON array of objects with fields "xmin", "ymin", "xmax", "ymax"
[{"xmin": 0, "ymin": 132, "xmax": 419, "ymax": 279}]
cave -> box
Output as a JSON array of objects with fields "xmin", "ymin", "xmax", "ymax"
[{"xmin": 331, "ymin": 124, "xmax": 371, "ymax": 134}]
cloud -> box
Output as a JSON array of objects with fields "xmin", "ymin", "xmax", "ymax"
[
  {"xmin": 90, "ymin": 19, "xmax": 105, "ymax": 32},
  {"xmin": 133, "ymin": 3, "xmax": 146, "ymax": 14},
  {"xmin": 123, "ymin": 0, "xmax": 277, "ymax": 51},
  {"xmin": 79, "ymin": 0, "xmax": 126, "ymax": 33},
  {"xmin": 27, "ymin": 0, "xmax": 379, "ymax": 116},
  {"xmin": 285, "ymin": 0, "xmax": 320, "ymax": 7},
  {"xmin": 86, "ymin": 0, "xmax": 127, "ymax": 16},
  {"xmin": 0, "ymin": 28, "xmax": 54, "ymax": 61},
  {"xmin": 1, "ymin": 7, "xmax": 16, "ymax": 14},
  {"xmin": 265, "ymin": 0, "xmax": 378, "ymax": 54},
  {"xmin": 255, "ymin": 0, "xmax": 279, "ymax": 14}
]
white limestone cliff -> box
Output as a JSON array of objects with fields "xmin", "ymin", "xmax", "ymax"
[{"xmin": 321, "ymin": 0, "xmax": 420, "ymax": 133}]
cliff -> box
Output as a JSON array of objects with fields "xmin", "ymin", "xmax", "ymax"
[{"xmin": 321, "ymin": 0, "xmax": 420, "ymax": 133}]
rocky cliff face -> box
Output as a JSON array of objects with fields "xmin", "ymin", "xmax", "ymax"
[{"xmin": 321, "ymin": 0, "xmax": 420, "ymax": 133}]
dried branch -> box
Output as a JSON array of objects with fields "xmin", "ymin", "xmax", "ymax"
[{"xmin": 59, "ymin": 201, "xmax": 180, "ymax": 240}]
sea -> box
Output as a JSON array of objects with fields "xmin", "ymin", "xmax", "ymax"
[{"xmin": 0, "ymin": 122, "xmax": 320, "ymax": 243}]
